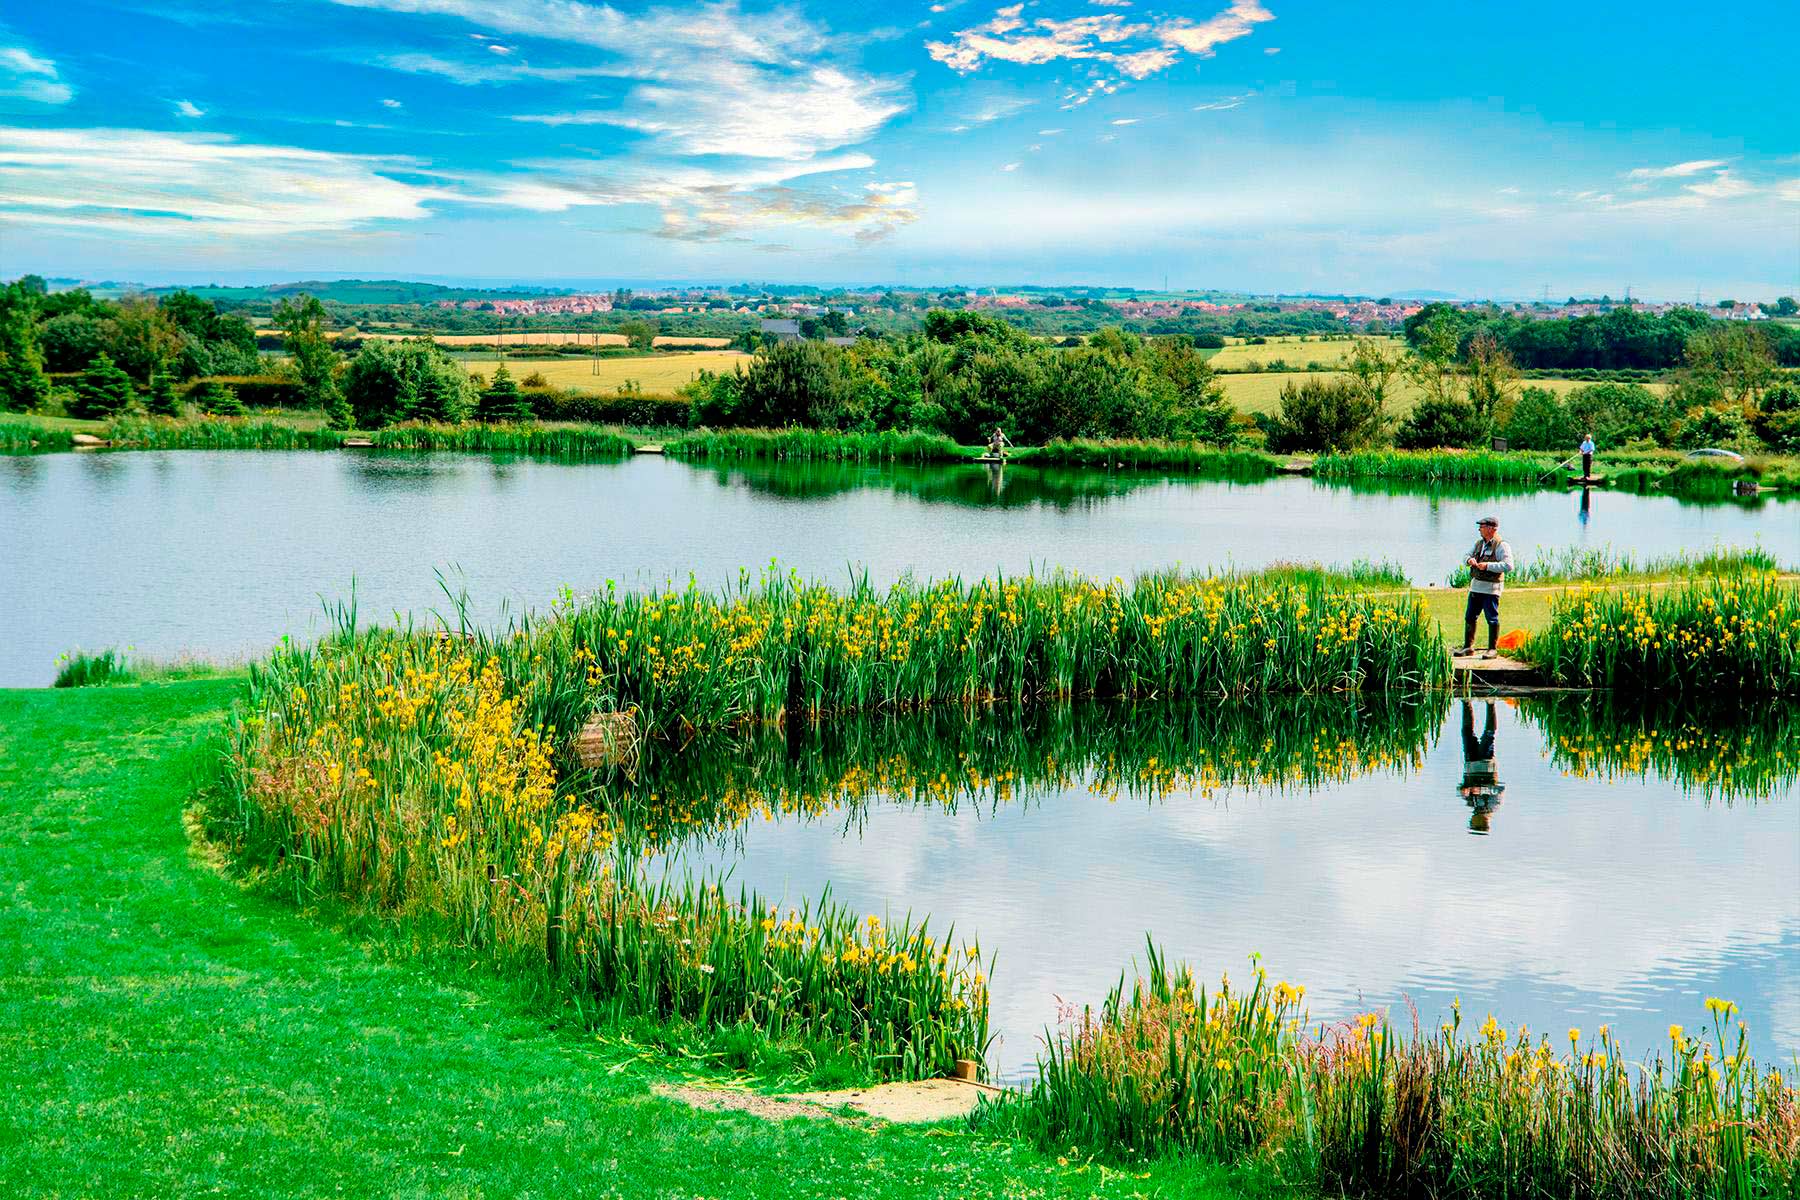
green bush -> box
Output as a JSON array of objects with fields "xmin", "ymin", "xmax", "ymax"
[
  {"xmin": 67, "ymin": 354, "xmax": 137, "ymax": 419},
  {"xmin": 190, "ymin": 380, "xmax": 246, "ymax": 416},
  {"xmin": 1674, "ymin": 405, "xmax": 1754, "ymax": 451},
  {"xmin": 1395, "ymin": 395, "xmax": 1487, "ymax": 449},
  {"xmin": 345, "ymin": 338, "xmax": 474, "ymax": 428},
  {"xmin": 1262, "ymin": 377, "xmax": 1386, "ymax": 453},
  {"xmin": 476, "ymin": 363, "xmax": 534, "ymax": 423},
  {"xmin": 1500, "ymin": 386, "xmax": 1569, "ymax": 451},
  {"xmin": 530, "ymin": 387, "xmax": 692, "ymax": 427}
]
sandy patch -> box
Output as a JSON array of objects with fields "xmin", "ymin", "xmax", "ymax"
[{"xmin": 656, "ymin": 1079, "xmax": 997, "ymax": 1125}]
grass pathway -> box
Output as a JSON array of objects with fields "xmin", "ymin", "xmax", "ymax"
[{"xmin": 0, "ymin": 681, "xmax": 1268, "ymax": 1199}]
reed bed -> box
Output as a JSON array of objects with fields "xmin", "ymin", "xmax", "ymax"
[
  {"xmin": 104, "ymin": 416, "xmax": 346, "ymax": 450},
  {"xmin": 53, "ymin": 649, "xmax": 134, "ymax": 688},
  {"xmin": 214, "ymin": 628, "xmax": 990, "ymax": 1079},
  {"xmin": 665, "ymin": 428, "xmax": 976, "ymax": 464},
  {"xmin": 1522, "ymin": 694, "xmax": 1800, "ymax": 803},
  {"xmin": 367, "ymin": 422, "xmax": 635, "ymax": 458},
  {"xmin": 609, "ymin": 696, "xmax": 1443, "ymax": 849},
  {"xmin": 1314, "ymin": 450, "xmax": 1558, "ymax": 484},
  {"xmin": 533, "ymin": 568, "xmax": 1452, "ymax": 739},
  {"xmin": 993, "ymin": 945, "xmax": 1800, "ymax": 1198},
  {"xmin": 1525, "ymin": 573, "xmax": 1800, "ymax": 694},
  {"xmin": 1009, "ymin": 439, "xmax": 1279, "ymax": 478},
  {"xmin": 0, "ymin": 418, "xmax": 76, "ymax": 453},
  {"xmin": 1446, "ymin": 545, "xmax": 1782, "ymax": 588}
]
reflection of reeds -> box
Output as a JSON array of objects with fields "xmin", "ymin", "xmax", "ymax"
[
  {"xmin": 1520, "ymin": 692, "xmax": 1800, "ymax": 802},
  {"xmin": 1526, "ymin": 573, "xmax": 1800, "ymax": 695},
  {"xmin": 1008, "ymin": 438, "xmax": 1278, "ymax": 478},
  {"xmin": 607, "ymin": 696, "xmax": 1444, "ymax": 848},
  {"xmin": 994, "ymin": 942, "xmax": 1800, "ymax": 1196}
]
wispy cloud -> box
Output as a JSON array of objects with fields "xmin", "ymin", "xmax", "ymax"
[
  {"xmin": 1626, "ymin": 159, "xmax": 1728, "ymax": 180},
  {"xmin": 172, "ymin": 99, "xmax": 205, "ymax": 118},
  {"xmin": 347, "ymin": 0, "xmax": 907, "ymax": 161},
  {"xmin": 0, "ymin": 127, "xmax": 434, "ymax": 237},
  {"xmin": 0, "ymin": 45, "xmax": 74, "ymax": 105}
]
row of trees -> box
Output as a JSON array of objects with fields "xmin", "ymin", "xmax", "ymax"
[
  {"xmin": 1269, "ymin": 310, "xmax": 1799, "ymax": 455},
  {"xmin": 1402, "ymin": 301, "xmax": 1800, "ymax": 372},
  {"xmin": 680, "ymin": 312, "xmax": 1240, "ymax": 444}
]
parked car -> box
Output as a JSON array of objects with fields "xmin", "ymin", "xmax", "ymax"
[{"xmin": 1684, "ymin": 448, "xmax": 1745, "ymax": 462}]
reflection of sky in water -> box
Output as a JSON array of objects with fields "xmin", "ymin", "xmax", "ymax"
[
  {"xmin": 677, "ymin": 702, "xmax": 1800, "ymax": 1079},
  {"xmin": 5, "ymin": 450, "xmax": 1800, "ymax": 684}
]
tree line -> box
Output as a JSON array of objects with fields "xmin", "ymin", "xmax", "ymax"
[{"xmin": 1402, "ymin": 301, "xmax": 1800, "ymax": 372}]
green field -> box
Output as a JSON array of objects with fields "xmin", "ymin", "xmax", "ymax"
[
  {"xmin": 0, "ymin": 679, "xmax": 1265, "ymax": 1199},
  {"xmin": 1220, "ymin": 371, "xmax": 1671, "ymax": 416},
  {"xmin": 464, "ymin": 350, "xmax": 751, "ymax": 396}
]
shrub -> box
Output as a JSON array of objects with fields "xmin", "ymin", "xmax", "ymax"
[
  {"xmin": 344, "ymin": 338, "xmax": 474, "ymax": 428},
  {"xmin": 1501, "ymin": 386, "xmax": 1570, "ymax": 451},
  {"xmin": 54, "ymin": 649, "xmax": 133, "ymax": 688},
  {"xmin": 1564, "ymin": 382, "xmax": 1677, "ymax": 447},
  {"xmin": 1263, "ymin": 377, "xmax": 1386, "ymax": 453},
  {"xmin": 190, "ymin": 380, "xmax": 246, "ymax": 416},
  {"xmin": 1674, "ymin": 404, "xmax": 1754, "ymax": 451},
  {"xmin": 1751, "ymin": 382, "xmax": 1800, "ymax": 452},
  {"xmin": 528, "ymin": 388, "xmax": 691, "ymax": 427},
  {"xmin": 145, "ymin": 371, "xmax": 180, "ymax": 417},
  {"xmin": 476, "ymin": 363, "xmax": 534, "ymax": 423},
  {"xmin": 1396, "ymin": 395, "xmax": 1486, "ymax": 449},
  {"xmin": 67, "ymin": 354, "xmax": 137, "ymax": 419}
]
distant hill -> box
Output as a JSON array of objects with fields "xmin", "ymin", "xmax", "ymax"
[{"xmin": 146, "ymin": 279, "xmax": 568, "ymax": 305}]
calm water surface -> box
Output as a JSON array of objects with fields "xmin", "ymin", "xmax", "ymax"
[
  {"xmin": 658, "ymin": 699, "xmax": 1800, "ymax": 1078},
  {"xmin": 3, "ymin": 449, "xmax": 1796, "ymax": 685}
]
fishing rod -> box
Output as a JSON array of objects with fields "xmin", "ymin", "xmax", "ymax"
[{"xmin": 1536, "ymin": 453, "xmax": 1580, "ymax": 484}]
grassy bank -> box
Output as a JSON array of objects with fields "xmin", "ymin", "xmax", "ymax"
[
  {"xmin": 1315, "ymin": 449, "xmax": 1558, "ymax": 484},
  {"xmin": 1, "ymin": 679, "xmax": 1269, "ymax": 1198},
  {"xmin": 1445, "ymin": 545, "xmax": 1783, "ymax": 588}
]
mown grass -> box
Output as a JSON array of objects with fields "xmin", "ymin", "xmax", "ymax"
[
  {"xmin": 0, "ymin": 680, "xmax": 1269, "ymax": 1199},
  {"xmin": 1525, "ymin": 572, "xmax": 1800, "ymax": 694},
  {"xmin": 665, "ymin": 427, "xmax": 978, "ymax": 463},
  {"xmin": 986, "ymin": 944, "xmax": 1799, "ymax": 1198}
]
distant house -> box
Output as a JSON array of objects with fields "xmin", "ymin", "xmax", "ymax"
[
  {"xmin": 824, "ymin": 336, "xmax": 858, "ymax": 347},
  {"xmin": 760, "ymin": 318, "xmax": 801, "ymax": 341}
]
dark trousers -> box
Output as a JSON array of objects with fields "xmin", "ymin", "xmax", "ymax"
[
  {"xmin": 1581, "ymin": 451, "xmax": 1592, "ymax": 478},
  {"xmin": 1465, "ymin": 591, "xmax": 1500, "ymax": 628}
]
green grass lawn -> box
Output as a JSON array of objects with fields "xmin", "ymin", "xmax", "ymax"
[{"xmin": 0, "ymin": 680, "xmax": 1269, "ymax": 1199}]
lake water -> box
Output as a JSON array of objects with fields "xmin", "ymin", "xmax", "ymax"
[
  {"xmin": 653, "ymin": 697, "xmax": 1800, "ymax": 1079},
  {"xmin": 3, "ymin": 449, "xmax": 1796, "ymax": 686},
  {"xmin": 4, "ymin": 447, "xmax": 1797, "ymax": 1081}
]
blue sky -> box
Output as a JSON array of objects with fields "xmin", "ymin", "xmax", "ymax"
[{"xmin": 1, "ymin": 0, "xmax": 1795, "ymax": 298}]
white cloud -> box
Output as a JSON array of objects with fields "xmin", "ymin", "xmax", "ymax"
[
  {"xmin": 349, "ymin": 0, "xmax": 908, "ymax": 163},
  {"xmin": 928, "ymin": 0, "xmax": 1272, "ymax": 79},
  {"xmin": 0, "ymin": 45, "xmax": 74, "ymax": 105},
  {"xmin": 1192, "ymin": 94, "xmax": 1247, "ymax": 111},
  {"xmin": 1626, "ymin": 159, "xmax": 1728, "ymax": 180},
  {"xmin": 172, "ymin": 99, "xmax": 205, "ymax": 118},
  {"xmin": 1111, "ymin": 117, "xmax": 1138, "ymax": 125},
  {"xmin": 381, "ymin": 97, "xmax": 404, "ymax": 108},
  {"xmin": 1038, "ymin": 127, "xmax": 1065, "ymax": 135},
  {"xmin": 1000, "ymin": 161, "xmax": 1020, "ymax": 171},
  {"xmin": 0, "ymin": 127, "xmax": 435, "ymax": 237}
]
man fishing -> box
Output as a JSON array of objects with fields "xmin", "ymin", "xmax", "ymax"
[
  {"xmin": 1458, "ymin": 515, "xmax": 1514, "ymax": 657},
  {"xmin": 986, "ymin": 426, "xmax": 1012, "ymax": 460},
  {"xmin": 1579, "ymin": 431, "xmax": 1596, "ymax": 480}
]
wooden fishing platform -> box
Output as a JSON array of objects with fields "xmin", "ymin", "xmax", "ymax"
[
  {"xmin": 341, "ymin": 437, "xmax": 374, "ymax": 448},
  {"xmin": 1276, "ymin": 459, "xmax": 1314, "ymax": 475},
  {"xmin": 1566, "ymin": 474, "xmax": 1607, "ymax": 486},
  {"xmin": 974, "ymin": 454, "xmax": 1006, "ymax": 464},
  {"xmin": 634, "ymin": 444, "xmax": 665, "ymax": 455},
  {"xmin": 1451, "ymin": 652, "xmax": 1555, "ymax": 692}
]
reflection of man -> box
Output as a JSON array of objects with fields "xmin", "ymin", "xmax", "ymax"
[{"xmin": 1459, "ymin": 700, "xmax": 1504, "ymax": 833}]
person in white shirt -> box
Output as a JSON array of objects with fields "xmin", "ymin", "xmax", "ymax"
[
  {"xmin": 1579, "ymin": 432, "xmax": 1596, "ymax": 479},
  {"xmin": 1459, "ymin": 515, "xmax": 1514, "ymax": 656}
]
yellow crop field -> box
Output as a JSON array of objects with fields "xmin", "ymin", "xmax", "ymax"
[
  {"xmin": 1220, "ymin": 371, "xmax": 1670, "ymax": 416},
  {"xmin": 1208, "ymin": 335, "xmax": 1402, "ymax": 370},
  {"xmin": 462, "ymin": 351, "xmax": 751, "ymax": 395}
]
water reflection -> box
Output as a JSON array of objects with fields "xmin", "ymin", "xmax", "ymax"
[
  {"xmin": 701, "ymin": 458, "xmax": 1190, "ymax": 510},
  {"xmin": 609, "ymin": 695, "xmax": 1444, "ymax": 847},
  {"xmin": 648, "ymin": 697, "xmax": 1800, "ymax": 1076},
  {"xmin": 1459, "ymin": 700, "xmax": 1505, "ymax": 834}
]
